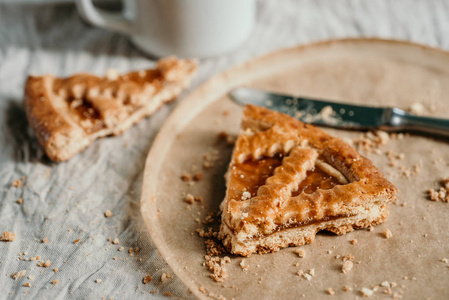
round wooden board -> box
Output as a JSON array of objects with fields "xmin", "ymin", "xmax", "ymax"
[{"xmin": 141, "ymin": 39, "xmax": 449, "ymax": 299}]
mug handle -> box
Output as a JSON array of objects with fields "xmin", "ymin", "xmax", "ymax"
[{"xmin": 75, "ymin": 0, "xmax": 134, "ymax": 34}]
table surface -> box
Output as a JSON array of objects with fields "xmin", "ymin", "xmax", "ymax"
[{"xmin": 1, "ymin": 1, "xmax": 449, "ymax": 299}]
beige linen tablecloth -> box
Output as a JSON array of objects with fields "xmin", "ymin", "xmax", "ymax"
[{"xmin": 1, "ymin": 0, "xmax": 448, "ymax": 299}]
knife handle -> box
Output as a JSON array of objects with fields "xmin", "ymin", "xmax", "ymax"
[{"xmin": 390, "ymin": 108, "xmax": 449, "ymax": 137}]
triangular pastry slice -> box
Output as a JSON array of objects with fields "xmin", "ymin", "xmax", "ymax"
[
  {"xmin": 25, "ymin": 57, "xmax": 197, "ymax": 161},
  {"xmin": 219, "ymin": 105, "xmax": 397, "ymax": 256}
]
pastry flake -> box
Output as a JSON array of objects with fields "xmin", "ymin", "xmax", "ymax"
[
  {"xmin": 25, "ymin": 56, "xmax": 197, "ymax": 161},
  {"xmin": 218, "ymin": 105, "xmax": 397, "ymax": 256}
]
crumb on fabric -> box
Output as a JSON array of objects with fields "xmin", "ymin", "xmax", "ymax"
[
  {"xmin": 23, "ymin": 282, "xmax": 31, "ymax": 287},
  {"xmin": 12, "ymin": 179, "xmax": 22, "ymax": 188},
  {"xmin": 42, "ymin": 237, "xmax": 48, "ymax": 243},
  {"xmin": 53, "ymin": 268, "xmax": 59, "ymax": 273},
  {"xmin": 74, "ymin": 239, "xmax": 81, "ymax": 244},
  {"xmin": 95, "ymin": 279, "xmax": 102, "ymax": 283},
  {"xmin": 143, "ymin": 275, "xmax": 152, "ymax": 284},
  {"xmin": 17, "ymin": 198, "xmax": 23, "ymax": 204},
  {"xmin": 52, "ymin": 279, "xmax": 58, "ymax": 285},
  {"xmin": 11, "ymin": 270, "xmax": 26, "ymax": 280},
  {"xmin": 164, "ymin": 291, "xmax": 171, "ymax": 297},
  {"xmin": 1, "ymin": 231, "xmax": 16, "ymax": 242},
  {"xmin": 112, "ymin": 238, "xmax": 119, "ymax": 245},
  {"xmin": 161, "ymin": 273, "xmax": 167, "ymax": 283},
  {"xmin": 104, "ymin": 210, "xmax": 112, "ymax": 218}
]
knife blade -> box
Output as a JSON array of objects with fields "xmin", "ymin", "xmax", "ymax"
[{"xmin": 230, "ymin": 87, "xmax": 449, "ymax": 137}]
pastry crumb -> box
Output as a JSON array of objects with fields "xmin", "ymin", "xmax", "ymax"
[
  {"xmin": 361, "ymin": 287, "xmax": 374, "ymax": 297},
  {"xmin": 327, "ymin": 288, "xmax": 335, "ymax": 295},
  {"xmin": 12, "ymin": 179, "xmax": 22, "ymax": 188},
  {"xmin": 104, "ymin": 210, "xmax": 112, "ymax": 218},
  {"xmin": 53, "ymin": 268, "xmax": 59, "ymax": 273},
  {"xmin": 95, "ymin": 279, "xmax": 102, "ymax": 283},
  {"xmin": 17, "ymin": 198, "xmax": 23, "ymax": 204},
  {"xmin": 350, "ymin": 239, "xmax": 358, "ymax": 245},
  {"xmin": 240, "ymin": 259, "xmax": 249, "ymax": 271},
  {"xmin": 181, "ymin": 174, "xmax": 191, "ymax": 181},
  {"xmin": 383, "ymin": 228, "xmax": 393, "ymax": 239},
  {"xmin": 112, "ymin": 238, "xmax": 120, "ymax": 245},
  {"xmin": 23, "ymin": 282, "xmax": 31, "ymax": 287},
  {"xmin": 143, "ymin": 275, "xmax": 152, "ymax": 284},
  {"xmin": 51, "ymin": 279, "xmax": 58, "ymax": 285},
  {"xmin": 164, "ymin": 291, "xmax": 171, "ymax": 297},
  {"xmin": 185, "ymin": 193, "xmax": 195, "ymax": 204},
  {"xmin": 342, "ymin": 261, "xmax": 353, "ymax": 274},
  {"xmin": 42, "ymin": 237, "xmax": 48, "ymax": 243},
  {"xmin": 294, "ymin": 248, "xmax": 306, "ymax": 258},
  {"xmin": 161, "ymin": 273, "xmax": 167, "ymax": 282},
  {"xmin": 74, "ymin": 239, "xmax": 81, "ymax": 244},
  {"xmin": 11, "ymin": 270, "xmax": 27, "ymax": 280},
  {"xmin": 343, "ymin": 285, "xmax": 352, "ymax": 292},
  {"xmin": 1, "ymin": 231, "xmax": 16, "ymax": 242},
  {"xmin": 193, "ymin": 172, "xmax": 203, "ymax": 181}
]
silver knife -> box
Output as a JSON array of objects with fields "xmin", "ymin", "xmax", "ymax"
[{"xmin": 230, "ymin": 87, "xmax": 449, "ymax": 137}]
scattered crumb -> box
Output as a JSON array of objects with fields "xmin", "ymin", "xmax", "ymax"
[
  {"xmin": 161, "ymin": 273, "xmax": 167, "ymax": 283},
  {"xmin": 11, "ymin": 179, "xmax": 22, "ymax": 188},
  {"xmin": 38, "ymin": 260, "xmax": 51, "ymax": 268},
  {"xmin": 294, "ymin": 249, "xmax": 306, "ymax": 258},
  {"xmin": 240, "ymin": 259, "xmax": 249, "ymax": 271},
  {"xmin": 23, "ymin": 282, "xmax": 31, "ymax": 288},
  {"xmin": 185, "ymin": 193, "xmax": 195, "ymax": 204},
  {"xmin": 408, "ymin": 102, "xmax": 425, "ymax": 116},
  {"xmin": 181, "ymin": 174, "xmax": 191, "ymax": 181},
  {"xmin": 199, "ymin": 286, "xmax": 206, "ymax": 294},
  {"xmin": 11, "ymin": 270, "xmax": 27, "ymax": 280},
  {"xmin": 51, "ymin": 279, "xmax": 58, "ymax": 285},
  {"xmin": 104, "ymin": 210, "xmax": 112, "ymax": 218},
  {"xmin": 143, "ymin": 275, "xmax": 152, "ymax": 284},
  {"xmin": 95, "ymin": 279, "xmax": 102, "ymax": 283},
  {"xmin": 112, "ymin": 238, "xmax": 120, "ymax": 245},
  {"xmin": 361, "ymin": 287, "xmax": 374, "ymax": 297},
  {"xmin": 343, "ymin": 286, "xmax": 353, "ymax": 292},
  {"xmin": 342, "ymin": 254, "xmax": 354, "ymax": 261},
  {"xmin": 53, "ymin": 268, "xmax": 59, "ymax": 273},
  {"xmin": 342, "ymin": 261, "xmax": 353, "ymax": 274},
  {"xmin": 42, "ymin": 237, "xmax": 48, "ymax": 243},
  {"xmin": 74, "ymin": 239, "xmax": 81, "ymax": 244},
  {"xmin": 193, "ymin": 172, "xmax": 203, "ymax": 181},
  {"xmin": 327, "ymin": 288, "xmax": 335, "ymax": 295},
  {"xmin": 17, "ymin": 198, "xmax": 23, "ymax": 204},
  {"xmin": 1, "ymin": 231, "xmax": 16, "ymax": 242},
  {"xmin": 164, "ymin": 292, "xmax": 171, "ymax": 297},
  {"xmin": 383, "ymin": 228, "xmax": 393, "ymax": 239},
  {"xmin": 350, "ymin": 239, "xmax": 358, "ymax": 245},
  {"xmin": 427, "ymin": 177, "xmax": 449, "ymax": 202}
]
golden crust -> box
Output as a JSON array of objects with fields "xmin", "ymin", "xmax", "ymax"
[
  {"xmin": 25, "ymin": 57, "xmax": 197, "ymax": 161},
  {"xmin": 219, "ymin": 105, "xmax": 398, "ymax": 256}
]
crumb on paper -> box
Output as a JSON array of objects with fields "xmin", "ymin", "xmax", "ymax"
[
  {"xmin": 383, "ymin": 228, "xmax": 393, "ymax": 239},
  {"xmin": 193, "ymin": 172, "xmax": 203, "ymax": 181},
  {"xmin": 240, "ymin": 259, "xmax": 249, "ymax": 271},
  {"xmin": 361, "ymin": 287, "xmax": 374, "ymax": 297},
  {"xmin": 427, "ymin": 177, "xmax": 449, "ymax": 202},
  {"xmin": 164, "ymin": 291, "xmax": 171, "ymax": 297},
  {"xmin": 143, "ymin": 275, "xmax": 152, "ymax": 284},
  {"xmin": 181, "ymin": 174, "xmax": 191, "ymax": 181},
  {"xmin": 11, "ymin": 270, "xmax": 26, "ymax": 280},
  {"xmin": 199, "ymin": 286, "xmax": 206, "ymax": 294},
  {"xmin": 350, "ymin": 239, "xmax": 358, "ymax": 245},
  {"xmin": 342, "ymin": 254, "xmax": 354, "ymax": 261},
  {"xmin": 185, "ymin": 193, "xmax": 195, "ymax": 204},
  {"xmin": 342, "ymin": 261, "xmax": 353, "ymax": 274},
  {"xmin": 104, "ymin": 210, "xmax": 112, "ymax": 218},
  {"xmin": 343, "ymin": 286, "xmax": 352, "ymax": 292},
  {"xmin": 1, "ymin": 231, "xmax": 16, "ymax": 242},
  {"xmin": 327, "ymin": 288, "xmax": 335, "ymax": 295},
  {"xmin": 294, "ymin": 248, "xmax": 306, "ymax": 258},
  {"xmin": 408, "ymin": 102, "xmax": 425, "ymax": 116}
]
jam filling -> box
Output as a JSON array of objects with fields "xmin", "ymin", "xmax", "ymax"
[{"xmin": 292, "ymin": 167, "xmax": 341, "ymax": 196}]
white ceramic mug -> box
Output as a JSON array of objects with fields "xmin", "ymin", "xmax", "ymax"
[{"xmin": 76, "ymin": 0, "xmax": 256, "ymax": 58}]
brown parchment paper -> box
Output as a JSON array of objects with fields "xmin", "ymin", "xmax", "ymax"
[{"xmin": 141, "ymin": 39, "xmax": 449, "ymax": 299}]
